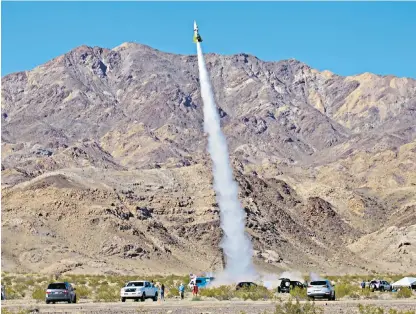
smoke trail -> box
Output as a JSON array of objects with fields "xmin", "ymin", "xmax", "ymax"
[{"xmin": 196, "ymin": 42, "xmax": 256, "ymax": 282}]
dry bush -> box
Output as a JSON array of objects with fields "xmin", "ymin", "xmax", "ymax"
[
  {"xmin": 335, "ymin": 283, "xmax": 360, "ymax": 299},
  {"xmin": 31, "ymin": 286, "xmax": 45, "ymax": 301},
  {"xmin": 396, "ymin": 287, "xmax": 413, "ymax": 299},
  {"xmin": 273, "ymin": 298, "xmax": 323, "ymax": 314},
  {"xmin": 289, "ymin": 286, "xmax": 308, "ymax": 300},
  {"xmin": 94, "ymin": 285, "xmax": 119, "ymax": 302},
  {"xmin": 358, "ymin": 304, "xmax": 415, "ymax": 314}
]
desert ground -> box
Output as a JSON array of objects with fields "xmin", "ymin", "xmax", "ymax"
[{"xmin": 2, "ymin": 298, "xmax": 416, "ymax": 314}]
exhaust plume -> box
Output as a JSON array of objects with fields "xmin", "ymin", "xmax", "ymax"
[{"xmin": 196, "ymin": 42, "xmax": 256, "ymax": 283}]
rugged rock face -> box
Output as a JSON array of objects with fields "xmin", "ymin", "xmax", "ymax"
[{"xmin": 1, "ymin": 42, "xmax": 416, "ymax": 275}]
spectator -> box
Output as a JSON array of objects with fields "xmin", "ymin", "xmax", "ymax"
[
  {"xmin": 160, "ymin": 284, "xmax": 165, "ymax": 301},
  {"xmin": 192, "ymin": 283, "xmax": 199, "ymax": 297},
  {"xmin": 179, "ymin": 283, "xmax": 185, "ymax": 300}
]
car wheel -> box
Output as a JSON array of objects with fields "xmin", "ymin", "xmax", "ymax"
[
  {"xmin": 46, "ymin": 300, "xmax": 50, "ymax": 304},
  {"xmin": 308, "ymin": 296, "xmax": 314, "ymax": 301},
  {"xmin": 73, "ymin": 295, "xmax": 77, "ymax": 303},
  {"xmin": 121, "ymin": 297, "xmax": 126, "ymax": 302},
  {"xmin": 278, "ymin": 287, "xmax": 281, "ymax": 293},
  {"xmin": 141, "ymin": 293, "xmax": 146, "ymax": 302},
  {"xmin": 67, "ymin": 298, "xmax": 72, "ymax": 304},
  {"xmin": 153, "ymin": 292, "xmax": 158, "ymax": 302}
]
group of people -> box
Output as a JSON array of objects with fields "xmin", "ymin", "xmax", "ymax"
[{"xmin": 151, "ymin": 280, "xmax": 199, "ymax": 301}]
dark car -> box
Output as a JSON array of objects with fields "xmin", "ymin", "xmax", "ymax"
[
  {"xmin": 236, "ymin": 282, "xmax": 258, "ymax": 290},
  {"xmin": 45, "ymin": 282, "xmax": 77, "ymax": 304},
  {"xmin": 277, "ymin": 278, "xmax": 306, "ymax": 293}
]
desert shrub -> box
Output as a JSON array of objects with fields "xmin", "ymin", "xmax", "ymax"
[
  {"xmin": 335, "ymin": 283, "xmax": 360, "ymax": 299},
  {"xmin": 1, "ymin": 309, "xmax": 30, "ymax": 314},
  {"xmin": 199, "ymin": 285, "xmax": 234, "ymax": 300},
  {"xmin": 87, "ymin": 276, "xmax": 102, "ymax": 288},
  {"xmin": 396, "ymin": 287, "xmax": 413, "ymax": 299},
  {"xmin": 32, "ymin": 286, "xmax": 46, "ymax": 301},
  {"xmin": 94, "ymin": 285, "xmax": 119, "ymax": 302},
  {"xmin": 235, "ymin": 285, "xmax": 273, "ymax": 301},
  {"xmin": 2, "ymin": 275, "xmax": 13, "ymax": 286},
  {"xmin": 289, "ymin": 286, "xmax": 307, "ymax": 300},
  {"xmin": 191, "ymin": 296, "xmax": 202, "ymax": 301},
  {"xmin": 75, "ymin": 285, "xmax": 92, "ymax": 299},
  {"xmin": 358, "ymin": 304, "xmax": 415, "ymax": 314},
  {"xmin": 273, "ymin": 298, "xmax": 323, "ymax": 314},
  {"xmin": 24, "ymin": 278, "xmax": 36, "ymax": 286},
  {"xmin": 5, "ymin": 285, "xmax": 24, "ymax": 299},
  {"xmin": 166, "ymin": 287, "xmax": 179, "ymax": 298},
  {"xmin": 360, "ymin": 288, "xmax": 372, "ymax": 298},
  {"xmin": 388, "ymin": 309, "xmax": 415, "ymax": 314}
]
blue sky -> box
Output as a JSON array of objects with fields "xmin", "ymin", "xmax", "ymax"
[{"xmin": 2, "ymin": 1, "xmax": 416, "ymax": 78}]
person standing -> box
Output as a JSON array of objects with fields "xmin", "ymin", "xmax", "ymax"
[
  {"xmin": 192, "ymin": 283, "xmax": 199, "ymax": 297},
  {"xmin": 179, "ymin": 283, "xmax": 185, "ymax": 300},
  {"xmin": 160, "ymin": 284, "xmax": 165, "ymax": 301}
]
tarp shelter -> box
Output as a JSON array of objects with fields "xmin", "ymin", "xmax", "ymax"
[{"xmin": 392, "ymin": 277, "xmax": 416, "ymax": 288}]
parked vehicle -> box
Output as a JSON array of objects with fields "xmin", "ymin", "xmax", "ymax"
[
  {"xmin": 277, "ymin": 278, "xmax": 306, "ymax": 293},
  {"xmin": 120, "ymin": 281, "xmax": 158, "ymax": 302},
  {"xmin": 306, "ymin": 280, "xmax": 336, "ymax": 300},
  {"xmin": 369, "ymin": 280, "xmax": 392, "ymax": 292},
  {"xmin": 1, "ymin": 284, "xmax": 5, "ymax": 300},
  {"xmin": 45, "ymin": 282, "xmax": 77, "ymax": 304},
  {"xmin": 236, "ymin": 282, "xmax": 258, "ymax": 290},
  {"xmin": 277, "ymin": 278, "xmax": 291, "ymax": 293}
]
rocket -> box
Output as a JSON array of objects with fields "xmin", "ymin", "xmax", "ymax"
[{"xmin": 193, "ymin": 21, "xmax": 203, "ymax": 43}]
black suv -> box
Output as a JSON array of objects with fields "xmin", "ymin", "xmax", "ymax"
[
  {"xmin": 236, "ymin": 282, "xmax": 258, "ymax": 290},
  {"xmin": 277, "ymin": 278, "xmax": 306, "ymax": 293}
]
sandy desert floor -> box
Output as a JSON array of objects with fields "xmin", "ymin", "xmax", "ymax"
[{"xmin": 2, "ymin": 298, "xmax": 416, "ymax": 314}]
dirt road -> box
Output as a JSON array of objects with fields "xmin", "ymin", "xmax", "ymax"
[{"xmin": 2, "ymin": 299, "xmax": 416, "ymax": 313}]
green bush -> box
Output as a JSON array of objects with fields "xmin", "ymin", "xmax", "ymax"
[{"xmin": 396, "ymin": 287, "xmax": 413, "ymax": 299}]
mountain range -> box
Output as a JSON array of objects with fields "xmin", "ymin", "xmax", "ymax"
[{"xmin": 1, "ymin": 42, "xmax": 415, "ymax": 276}]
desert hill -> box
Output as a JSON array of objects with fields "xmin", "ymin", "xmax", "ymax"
[{"xmin": 1, "ymin": 42, "xmax": 415, "ymax": 276}]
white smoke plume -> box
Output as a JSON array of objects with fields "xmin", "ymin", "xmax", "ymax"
[
  {"xmin": 196, "ymin": 42, "xmax": 256, "ymax": 283},
  {"xmin": 309, "ymin": 272, "xmax": 324, "ymax": 282}
]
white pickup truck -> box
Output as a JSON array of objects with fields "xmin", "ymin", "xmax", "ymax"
[{"xmin": 120, "ymin": 281, "xmax": 158, "ymax": 302}]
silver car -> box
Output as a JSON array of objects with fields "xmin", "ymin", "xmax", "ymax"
[
  {"xmin": 307, "ymin": 280, "xmax": 336, "ymax": 300},
  {"xmin": 45, "ymin": 282, "xmax": 77, "ymax": 304}
]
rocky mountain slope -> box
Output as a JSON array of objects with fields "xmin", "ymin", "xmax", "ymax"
[{"xmin": 1, "ymin": 42, "xmax": 416, "ymax": 276}]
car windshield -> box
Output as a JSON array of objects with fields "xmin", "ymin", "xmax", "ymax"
[
  {"xmin": 310, "ymin": 281, "xmax": 327, "ymax": 286},
  {"xmin": 127, "ymin": 282, "xmax": 144, "ymax": 287},
  {"xmin": 48, "ymin": 283, "xmax": 66, "ymax": 290}
]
